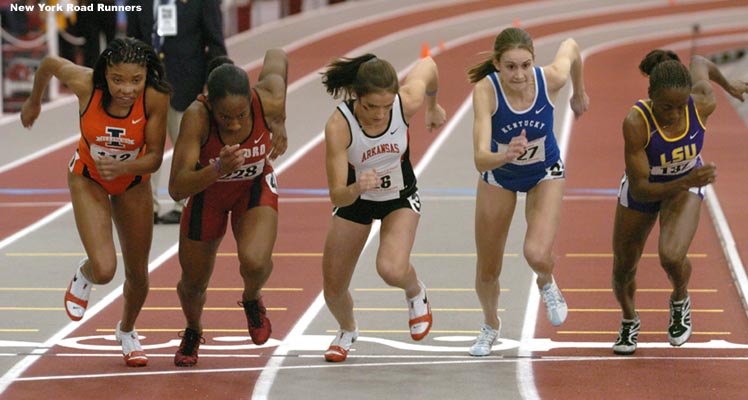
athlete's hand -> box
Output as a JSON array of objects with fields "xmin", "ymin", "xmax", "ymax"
[
  {"xmin": 20, "ymin": 99, "xmax": 41, "ymax": 129},
  {"xmin": 94, "ymin": 155, "xmax": 125, "ymax": 181},
  {"xmin": 570, "ymin": 91, "xmax": 589, "ymax": 119},
  {"xmin": 685, "ymin": 162, "xmax": 717, "ymax": 187},
  {"xmin": 356, "ymin": 169, "xmax": 379, "ymax": 193},
  {"xmin": 217, "ymin": 144, "xmax": 245, "ymax": 174},
  {"xmin": 726, "ymin": 79, "xmax": 748, "ymax": 102},
  {"xmin": 268, "ymin": 119, "xmax": 288, "ymax": 160},
  {"xmin": 505, "ymin": 129, "xmax": 528, "ymax": 161},
  {"xmin": 425, "ymin": 103, "xmax": 447, "ymax": 132}
]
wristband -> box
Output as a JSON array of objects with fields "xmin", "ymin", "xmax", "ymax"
[
  {"xmin": 425, "ymin": 89, "xmax": 438, "ymax": 96},
  {"xmin": 214, "ymin": 158, "xmax": 222, "ymax": 174}
]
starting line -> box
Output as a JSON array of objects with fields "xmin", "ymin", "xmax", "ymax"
[{"xmin": 3, "ymin": 334, "xmax": 748, "ymax": 354}]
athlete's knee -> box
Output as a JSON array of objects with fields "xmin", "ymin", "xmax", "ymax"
[
  {"xmin": 178, "ymin": 277, "xmax": 208, "ymax": 298},
  {"xmin": 523, "ymin": 243, "xmax": 552, "ymax": 271},
  {"xmin": 376, "ymin": 259, "xmax": 408, "ymax": 286},
  {"xmin": 658, "ymin": 247, "xmax": 687, "ymax": 272},
  {"xmin": 323, "ymin": 278, "xmax": 348, "ymax": 302},
  {"xmin": 86, "ymin": 257, "xmax": 117, "ymax": 284},
  {"xmin": 238, "ymin": 250, "xmax": 271, "ymax": 273}
]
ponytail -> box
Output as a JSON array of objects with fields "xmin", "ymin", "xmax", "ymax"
[{"xmin": 321, "ymin": 54, "xmax": 398, "ymax": 99}]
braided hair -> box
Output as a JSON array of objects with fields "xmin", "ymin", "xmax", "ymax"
[
  {"xmin": 638, "ymin": 50, "xmax": 691, "ymax": 99},
  {"xmin": 92, "ymin": 37, "xmax": 171, "ymax": 109}
]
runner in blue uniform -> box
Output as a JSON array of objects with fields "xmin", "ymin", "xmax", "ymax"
[
  {"xmin": 612, "ymin": 49, "xmax": 748, "ymax": 355},
  {"xmin": 466, "ymin": 27, "xmax": 589, "ymax": 356}
]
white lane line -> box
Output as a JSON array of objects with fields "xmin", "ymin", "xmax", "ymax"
[
  {"xmin": 0, "ymin": 135, "xmax": 79, "ymax": 175},
  {"xmin": 0, "ymin": 204, "xmax": 72, "ymax": 251},
  {"xmin": 12, "ymin": 352, "xmax": 748, "ymax": 383}
]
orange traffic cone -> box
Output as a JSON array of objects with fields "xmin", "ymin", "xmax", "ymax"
[{"xmin": 421, "ymin": 42, "xmax": 430, "ymax": 58}]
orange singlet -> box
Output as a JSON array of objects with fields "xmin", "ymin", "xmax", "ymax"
[{"xmin": 69, "ymin": 88, "xmax": 148, "ymax": 195}]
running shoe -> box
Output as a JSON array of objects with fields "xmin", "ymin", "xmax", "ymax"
[
  {"xmin": 115, "ymin": 321, "xmax": 148, "ymax": 367},
  {"xmin": 239, "ymin": 297, "xmax": 272, "ymax": 345},
  {"xmin": 407, "ymin": 280, "xmax": 432, "ymax": 341},
  {"xmin": 469, "ymin": 321, "xmax": 500, "ymax": 357},
  {"xmin": 668, "ymin": 296, "xmax": 692, "ymax": 346},
  {"xmin": 174, "ymin": 327, "xmax": 205, "ymax": 367},
  {"xmin": 613, "ymin": 315, "xmax": 641, "ymax": 355},
  {"xmin": 64, "ymin": 258, "xmax": 92, "ymax": 321},
  {"xmin": 540, "ymin": 278, "xmax": 568, "ymax": 326},
  {"xmin": 325, "ymin": 328, "xmax": 359, "ymax": 362}
]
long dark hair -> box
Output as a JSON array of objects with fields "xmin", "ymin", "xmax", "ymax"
[
  {"xmin": 321, "ymin": 54, "xmax": 398, "ymax": 99},
  {"xmin": 92, "ymin": 37, "xmax": 171, "ymax": 109}
]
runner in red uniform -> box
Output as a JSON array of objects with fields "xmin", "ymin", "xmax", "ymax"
[
  {"xmin": 168, "ymin": 52, "xmax": 288, "ymax": 367},
  {"xmin": 21, "ymin": 37, "xmax": 171, "ymax": 367}
]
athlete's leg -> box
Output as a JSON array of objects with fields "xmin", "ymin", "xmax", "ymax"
[
  {"xmin": 475, "ymin": 178, "xmax": 516, "ymax": 330},
  {"xmin": 523, "ymin": 178, "xmax": 565, "ymax": 287},
  {"xmin": 612, "ymin": 204, "xmax": 657, "ymax": 320},
  {"xmin": 322, "ymin": 216, "xmax": 371, "ymax": 332},
  {"xmin": 658, "ymin": 191, "xmax": 702, "ymax": 301},
  {"xmin": 376, "ymin": 207, "xmax": 420, "ymax": 297},
  {"xmin": 232, "ymin": 206, "xmax": 278, "ymax": 301},
  {"xmin": 177, "ymin": 234, "xmax": 221, "ymax": 332},
  {"xmin": 110, "ymin": 180, "xmax": 153, "ymax": 331},
  {"xmin": 68, "ymin": 172, "xmax": 117, "ymax": 284}
]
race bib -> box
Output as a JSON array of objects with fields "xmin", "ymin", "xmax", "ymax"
[
  {"xmin": 497, "ymin": 137, "xmax": 546, "ymax": 166},
  {"xmin": 360, "ymin": 163, "xmax": 404, "ymax": 201},
  {"xmin": 90, "ymin": 144, "xmax": 140, "ymax": 162},
  {"xmin": 217, "ymin": 159, "xmax": 265, "ymax": 182},
  {"xmin": 651, "ymin": 157, "xmax": 698, "ymax": 177}
]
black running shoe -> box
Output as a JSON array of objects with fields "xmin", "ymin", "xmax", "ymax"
[
  {"xmin": 613, "ymin": 316, "xmax": 640, "ymax": 355},
  {"xmin": 668, "ymin": 296, "xmax": 692, "ymax": 346}
]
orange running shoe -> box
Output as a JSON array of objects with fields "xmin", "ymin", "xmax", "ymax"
[
  {"xmin": 64, "ymin": 258, "xmax": 92, "ymax": 321},
  {"xmin": 115, "ymin": 321, "xmax": 148, "ymax": 367},
  {"xmin": 324, "ymin": 328, "xmax": 358, "ymax": 362},
  {"xmin": 239, "ymin": 297, "xmax": 272, "ymax": 345},
  {"xmin": 408, "ymin": 280, "xmax": 432, "ymax": 341}
]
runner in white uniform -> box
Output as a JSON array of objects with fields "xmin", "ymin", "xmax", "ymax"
[{"xmin": 320, "ymin": 53, "xmax": 446, "ymax": 362}]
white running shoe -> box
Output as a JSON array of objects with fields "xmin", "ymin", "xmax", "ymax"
[
  {"xmin": 540, "ymin": 278, "xmax": 568, "ymax": 326},
  {"xmin": 115, "ymin": 321, "xmax": 148, "ymax": 367},
  {"xmin": 64, "ymin": 258, "xmax": 93, "ymax": 321},
  {"xmin": 469, "ymin": 321, "xmax": 500, "ymax": 357},
  {"xmin": 668, "ymin": 296, "xmax": 692, "ymax": 346},
  {"xmin": 407, "ymin": 280, "xmax": 432, "ymax": 341},
  {"xmin": 325, "ymin": 328, "xmax": 359, "ymax": 362}
]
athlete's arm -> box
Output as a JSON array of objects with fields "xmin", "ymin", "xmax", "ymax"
[
  {"xmin": 255, "ymin": 48, "xmax": 289, "ymax": 160},
  {"xmin": 325, "ymin": 112, "xmax": 377, "ymax": 207},
  {"xmin": 623, "ymin": 110, "xmax": 715, "ymax": 202},
  {"xmin": 472, "ymin": 78, "xmax": 527, "ymax": 173},
  {"xmin": 21, "ymin": 56, "xmax": 92, "ymax": 128},
  {"xmin": 543, "ymin": 38, "xmax": 589, "ymax": 118},
  {"xmin": 689, "ymin": 55, "xmax": 747, "ymax": 122},
  {"xmin": 168, "ymin": 102, "xmax": 242, "ymax": 200},
  {"xmin": 399, "ymin": 56, "xmax": 446, "ymax": 131}
]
